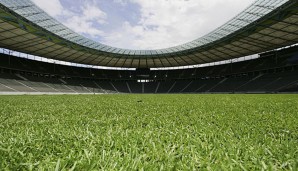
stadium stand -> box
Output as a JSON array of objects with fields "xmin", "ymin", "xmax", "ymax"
[{"xmin": 0, "ymin": 46, "xmax": 297, "ymax": 94}]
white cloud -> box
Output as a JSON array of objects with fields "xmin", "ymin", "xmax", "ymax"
[
  {"xmin": 63, "ymin": 3, "xmax": 107, "ymax": 38},
  {"xmin": 31, "ymin": 0, "xmax": 64, "ymax": 17},
  {"xmin": 31, "ymin": 0, "xmax": 106, "ymax": 38},
  {"xmin": 103, "ymin": 0, "xmax": 255, "ymax": 50},
  {"xmin": 113, "ymin": 0, "xmax": 128, "ymax": 6},
  {"xmin": 32, "ymin": 0, "xmax": 256, "ymax": 50}
]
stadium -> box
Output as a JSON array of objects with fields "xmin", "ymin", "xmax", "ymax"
[{"xmin": 0, "ymin": 0, "xmax": 298, "ymax": 170}]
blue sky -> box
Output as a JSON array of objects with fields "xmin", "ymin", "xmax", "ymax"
[{"xmin": 31, "ymin": 0, "xmax": 255, "ymax": 50}]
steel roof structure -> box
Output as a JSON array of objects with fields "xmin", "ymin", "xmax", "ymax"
[{"xmin": 0, "ymin": 0, "xmax": 297, "ymax": 68}]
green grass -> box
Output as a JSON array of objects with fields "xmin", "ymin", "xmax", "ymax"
[{"xmin": 0, "ymin": 94, "xmax": 297, "ymax": 170}]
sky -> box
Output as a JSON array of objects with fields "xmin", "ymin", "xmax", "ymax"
[{"xmin": 31, "ymin": 0, "xmax": 255, "ymax": 50}]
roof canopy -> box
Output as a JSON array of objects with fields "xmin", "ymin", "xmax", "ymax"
[{"xmin": 0, "ymin": 0, "xmax": 297, "ymax": 68}]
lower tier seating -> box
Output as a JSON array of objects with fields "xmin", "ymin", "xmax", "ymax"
[{"xmin": 1, "ymin": 69, "xmax": 297, "ymax": 94}]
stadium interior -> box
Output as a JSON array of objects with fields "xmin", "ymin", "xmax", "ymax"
[
  {"xmin": 0, "ymin": 0, "xmax": 297, "ymax": 94},
  {"xmin": 1, "ymin": 0, "xmax": 298, "ymax": 170}
]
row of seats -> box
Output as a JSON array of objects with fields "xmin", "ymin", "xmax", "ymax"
[
  {"xmin": 0, "ymin": 45, "xmax": 297, "ymax": 93},
  {"xmin": 1, "ymin": 68, "xmax": 297, "ymax": 94}
]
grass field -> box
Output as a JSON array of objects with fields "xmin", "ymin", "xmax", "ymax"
[{"xmin": 0, "ymin": 94, "xmax": 297, "ymax": 170}]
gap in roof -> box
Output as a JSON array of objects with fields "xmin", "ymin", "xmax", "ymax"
[{"xmin": 31, "ymin": 0, "xmax": 255, "ymax": 50}]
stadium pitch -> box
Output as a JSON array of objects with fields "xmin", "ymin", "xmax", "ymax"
[{"xmin": 1, "ymin": 94, "xmax": 297, "ymax": 170}]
